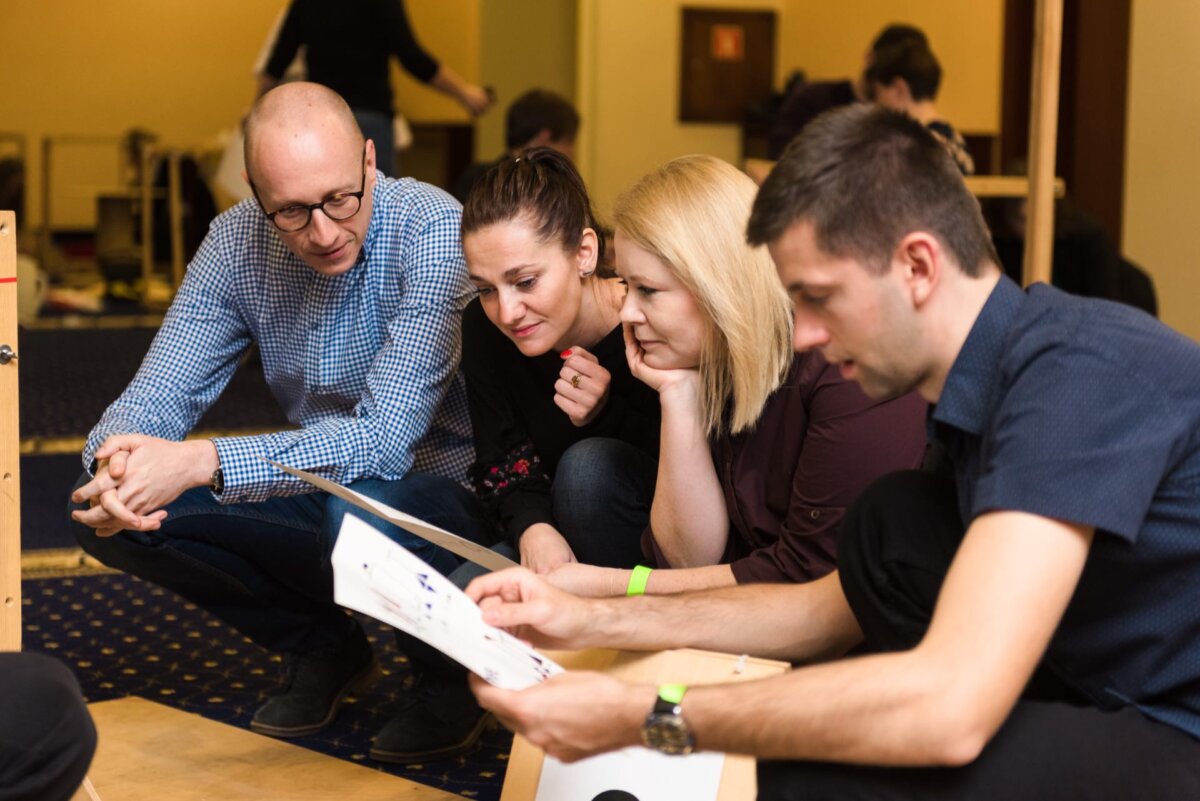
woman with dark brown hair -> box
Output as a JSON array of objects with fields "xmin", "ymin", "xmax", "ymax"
[{"xmin": 457, "ymin": 147, "xmax": 660, "ymax": 572}]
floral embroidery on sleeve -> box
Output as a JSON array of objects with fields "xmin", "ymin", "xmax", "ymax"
[{"xmin": 475, "ymin": 442, "xmax": 548, "ymax": 497}]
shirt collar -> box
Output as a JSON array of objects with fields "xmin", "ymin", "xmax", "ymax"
[
  {"xmin": 931, "ymin": 276, "xmax": 1025, "ymax": 436},
  {"xmin": 359, "ymin": 170, "xmax": 387, "ymax": 265}
]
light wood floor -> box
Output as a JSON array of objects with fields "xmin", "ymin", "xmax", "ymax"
[{"xmin": 72, "ymin": 697, "xmax": 460, "ymax": 801}]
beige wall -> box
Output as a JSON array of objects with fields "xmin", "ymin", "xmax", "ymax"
[
  {"xmin": 577, "ymin": 0, "xmax": 1003, "ymax": 216},
  {"xmin": 476, "ymin": 0, "xmax": 577, "ymax": 160},
  {"xmin": 576, "ymin": 0, "xmax": 788, "ymax": 216},
  {"xmin": 0, "ymin": 0, "xmax": 481, "ymax": 228},
  {"xmin": 392, "ymin": 0, "xmax": 482, "ymax": 124},
  {"xmin": 1122, "ymin": 0, "xmax": 1200, "ymax": 341}
]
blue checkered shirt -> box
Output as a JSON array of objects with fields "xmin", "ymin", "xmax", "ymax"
[{"xmin": 83, "ymin": 173, "xmax": 475, "ymax": 503}]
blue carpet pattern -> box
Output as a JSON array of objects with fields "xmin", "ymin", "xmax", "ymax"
[
  {"xmin": 23, "ymin": 572, "xmax": 510, "ymax": 799},
  {"xmin": 18, "ymin": 327, "xmax": 289, "ymax": 439},
  {"xmin": 19, "ymin": 325, "xmax": 290, "ymax": 551},
  {"xmin": 20, "ymin": 454, "xmax": 80, "ymax": 550}
]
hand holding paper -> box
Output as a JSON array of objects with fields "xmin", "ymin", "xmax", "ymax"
[{"xmin": 331, "ymin": 513, "xmax": 561, "ymax": 691}]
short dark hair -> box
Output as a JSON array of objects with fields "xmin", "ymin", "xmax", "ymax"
[
  {"xmin": 460, "ymin": 146, "xmax": 609, "ymax": 274},
  {"xmin": 505, "ymin": 89, "xmax": 580, "ymax": 151},
  {"xmin": 867, "ymin": 41, "xmax": 942, "ymax": 101},
  {"xmin": 747, "ymin": 104, "xmax": 998, "ymax": 277},
  {"xmin": 870, "ymin": 23, "xmax": 928, "ymax": 54}
]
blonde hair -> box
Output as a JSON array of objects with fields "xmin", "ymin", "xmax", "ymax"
[{"xmin": 613, "ymin": 155, "xmax": 792, "ymax": 435}]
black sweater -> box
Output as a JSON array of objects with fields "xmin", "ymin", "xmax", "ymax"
[
  {"xmin": 462, "ymin": 299, "xmax": 660, "ymax": 542},
  {"xmin": 266, "ymin": 0, "xmax": 439, "ymax": 116}
]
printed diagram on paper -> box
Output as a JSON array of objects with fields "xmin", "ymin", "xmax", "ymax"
[{"xmin": 331, "ymin": 513, "xmax": 562, "ymax": 690}]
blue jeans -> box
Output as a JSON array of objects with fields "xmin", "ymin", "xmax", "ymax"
[
  {"xmin": 553, "ymin": 438, "xmax": 657, "ymax": 568},
  {"xmin": 447, "ymin": 438, "xmax": 657, "ymax": 589},
  {"xmin": 70, "ymin": 472, "xmax": 496, "ymax": 655},
  {"xmin": 353, "ymin": 108, "xmax": 395, "ymax": 177}
]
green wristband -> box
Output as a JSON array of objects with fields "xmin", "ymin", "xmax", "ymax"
[
  {"xmin": 626, "ymin": 565, "xmax": 653, "ymax": 596},
  {"xmin": 659, "ymin": 683, "xmax": 687, "ymax": 704}
]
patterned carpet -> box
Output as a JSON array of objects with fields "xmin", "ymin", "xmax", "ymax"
[
  {"xmin": 18, "ymin": 322, "xmax": 513, "ymax": 797},
  {"xmin": 23, "ymin": 571, "xmax": 511, "ymax": 799},
  {"xmin": 18, "ymin": 326, "xmax": 289, "ymax": 440}
]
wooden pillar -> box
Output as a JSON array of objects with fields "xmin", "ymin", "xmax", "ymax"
[
  {"xmin": 1022, "ymin": 0, "xmax": 1064, "ymax": 287},
  {"xmin": 0, "ymin": 210, "xmax": 21, "ymax": 652}
]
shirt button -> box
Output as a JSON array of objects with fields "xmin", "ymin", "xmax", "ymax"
[{"xmin": 809, "ymin": 510, "xmax": 821, "ymax": 520}]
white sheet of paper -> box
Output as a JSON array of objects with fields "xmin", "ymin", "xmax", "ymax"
[
  {"xmin": 266, "ymin": 459, "xmax": 517, "ymax": 571},
  {"xmin": 331, "ymin": 513, "xmax": 562, "ymax": 690},
  {"xmin": 535, "ymin": 748, "xmax": 724, "ymax": 801}
]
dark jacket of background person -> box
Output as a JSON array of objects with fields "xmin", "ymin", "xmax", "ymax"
[
  {"xmin": 767, "ymin": 79, "xmax": 858, "ymax": 160},
  {"xmin": 264, "ymin": 0, "xmax": 438, "ymax": 117},
  {"xmin": 643, "ymin": 351, "xmax": 928, "ymax": 583},
  {"xmin": 461, "ymin": 299, "xmax": 661, "ymax": 543},
  {"xmin": 990, "ymin": 200, "xmax": 1158, "ymax": 317}
]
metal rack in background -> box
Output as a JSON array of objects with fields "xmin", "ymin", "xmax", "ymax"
[{"xmin": 38, "ymin": 135, "xmax": 187, "ymax": 295}]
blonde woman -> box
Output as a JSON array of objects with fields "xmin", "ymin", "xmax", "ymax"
[{"xmin": 547, "ymin": 155, "xmax": 928, "ymax": 596}]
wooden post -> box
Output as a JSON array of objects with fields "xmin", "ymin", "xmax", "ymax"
[
  {"xmin": 1022, "ymin": 0, "xmax": 1064, "ymax": 287},
  {"xmin": 0, "ymin": 210, "xmax": 21, "ymax": 652}
]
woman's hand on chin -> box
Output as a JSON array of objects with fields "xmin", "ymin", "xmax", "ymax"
[{"xmin": 623, "ymin": 325, "xmax": 700, "ymax": 396}]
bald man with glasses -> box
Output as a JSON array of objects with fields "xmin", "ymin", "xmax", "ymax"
[{"xmin": 68, "ymin": 82, "xmax": 496, "ymax": 761}]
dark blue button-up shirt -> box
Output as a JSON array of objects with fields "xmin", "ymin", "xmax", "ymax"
[{"xmin": 931, "ymin": 276, "xmax": 1200, "ymax": 741}]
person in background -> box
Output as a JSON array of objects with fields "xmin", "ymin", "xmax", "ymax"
[
  {"xmin": 260, "ymin": 0, "xmax": 493, "ymax": 176},
  {"xmin": 984, "ymin": 159, "xmax": 1157, "ymax": 315},
  {"xmin": 766, "ymin": 23, "xmax": 927, "ymax": 160},
  {"xmin": 451, "ymin": 89, "xmax": 579, "ymax": 203},
  {"xmin": 543, "ymin": 155, "xmax": 927, "ymax": 598},
  {"xmin": 866, "ymin": 40, "xmax": 975, "ymax": 174}
]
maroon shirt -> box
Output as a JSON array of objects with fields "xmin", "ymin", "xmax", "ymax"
[{"xmin": 644, "ymin": 351, "xmax": 928, "ymax": 583}]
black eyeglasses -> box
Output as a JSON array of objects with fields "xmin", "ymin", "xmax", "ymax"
[{"xmin": 251, "ymin": 145, "xmax": 367, "ymax": 233}]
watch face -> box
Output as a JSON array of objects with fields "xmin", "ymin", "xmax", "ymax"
[{"xmin": 641, "ymin": 714, "xmax": 695, "ymax": 755}]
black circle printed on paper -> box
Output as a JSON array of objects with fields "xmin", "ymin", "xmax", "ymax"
[{"xmin": 592, "ymin": 792, "xmax": 639, "ymax": 801}]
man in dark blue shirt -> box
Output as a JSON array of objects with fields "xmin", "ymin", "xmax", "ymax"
[{"xmin": 453, "ymin": 104, "xmax": 1200, "ymax": 800}]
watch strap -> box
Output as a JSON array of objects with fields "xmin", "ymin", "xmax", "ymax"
[{"xmin": 657, "ymin": 683, "xmax": 687, "ymax": 709}]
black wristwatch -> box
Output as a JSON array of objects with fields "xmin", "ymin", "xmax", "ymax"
[
  {"xmin": 209, "ymin": 466, "xmax": 225, "ymax": 495},
  {"xmin": 641, "ymin": 684, "xmax": 695, "ymax": 755}
]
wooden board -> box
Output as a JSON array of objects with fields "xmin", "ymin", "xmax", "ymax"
[
  {"xmin": 962, "ymin": 175, "xmax": 1065, "ymax": 199},
  {"xmin": 74, "ymin": 697, "xmax": 460, "ymax": 801},
  {"xmin": 744, "ymin": 161, "xmax": 1067, "ymax": 201},
  {"xmin": 0, "ymin": 210, "xmax": 20, "ymax": 652},
  {"xmin": 501, "ymin": 647, "xmax": 789, "ymax": 801}
]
